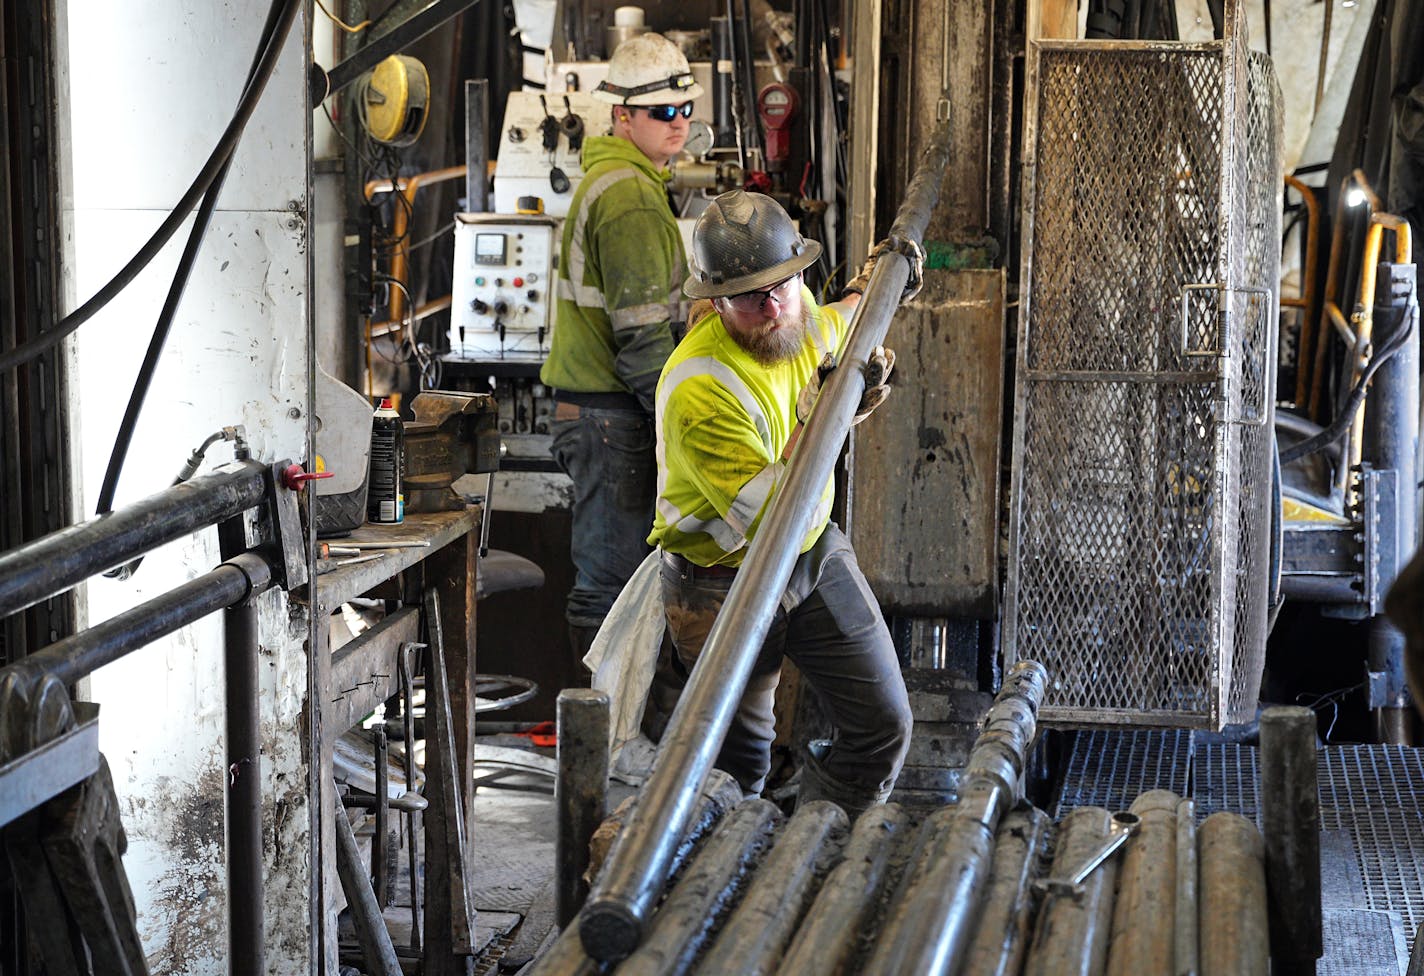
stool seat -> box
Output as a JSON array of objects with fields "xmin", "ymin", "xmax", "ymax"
[{"xmin": 476, "ymin": 549, "xmax": 544, "ymax": 599}]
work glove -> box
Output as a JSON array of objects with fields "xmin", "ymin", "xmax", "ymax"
[
  {"xmin": 842, "ymin": 235, "xmax": 926, "ymax": 303},
  {"xmin": 795, "ymin": 347, "xmax": 896, "ymax": 427}
]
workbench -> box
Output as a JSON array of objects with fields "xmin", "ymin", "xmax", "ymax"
[{"xmin": 295, "ymin": 507, "xmax": 483, "ymax": 973}]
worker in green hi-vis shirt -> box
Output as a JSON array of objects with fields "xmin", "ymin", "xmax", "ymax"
[{"xmin": 540, "ymin": 33, "xmax": 703, "ymax": 663}]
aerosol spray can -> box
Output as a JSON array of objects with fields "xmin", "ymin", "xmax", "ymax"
[{"xmin": 367, "ymin": 397, "xmax": 404, "ymax": 524}]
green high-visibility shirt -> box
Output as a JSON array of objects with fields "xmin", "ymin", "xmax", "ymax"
[
  {"xmin": 648, "ymin": 290, "xmax": 848, "ymax": 567},
  {"xmin": 540, "ymin": 136, "xmax": 687, "ymax": 412}
]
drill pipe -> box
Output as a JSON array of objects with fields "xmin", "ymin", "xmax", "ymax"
[
  {"xmin": 960, "ymin": 806, "xmax": 1053, "ymax": 976},
  {"xmin": 528, "ymin": 773, "xmax": 748, "ymax": 976},
  {"xmin": 696, "ymin": 801, "xmax": 847, "ymax": 976},
  {"xmin": 578, "ymin": 118, "xmax": 955, "ymax": 964},
  {"xmin": 1023, "ymin": 807, "xmax": 1121, "ymax": 976},
  {"xmin": 1259, "ymin": 706, "xmax": 1323, "ymax": 971},
  {"xmin": 1175, "ymin": 798, "xmax": 1199, "ymax": 976},
  {"xmin": 615, "ymin": 800, "xmax": 781, "ymax": 976},
  {"xmin": 1199, "ymin": 812, "xmax": 1269, "ymax": 976},
  {"xmin": 860, "ymin": 661, "xmax": 1049, "ymax": 976},
  {"xmin": 1106, "ymin": 790, "xmax": 1180, "ymax": 976},
  {"xmin": 775, "ymin": 804, "xmax": 910, "ymax": 976}
]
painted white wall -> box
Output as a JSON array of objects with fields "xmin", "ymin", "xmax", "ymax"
[{"xmin": 54, "ymin": 2, "xmax": 313, "ymax": 971}]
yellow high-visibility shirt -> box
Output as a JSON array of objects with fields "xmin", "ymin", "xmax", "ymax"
[{"xmin": 647, "ymin": 289, "xmax": 848, "ymax": 567}]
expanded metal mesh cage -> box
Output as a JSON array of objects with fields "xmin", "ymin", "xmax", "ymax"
[{"xmin": 1003, "ymin": 24, "xmax": 1283, "ymax": 728}]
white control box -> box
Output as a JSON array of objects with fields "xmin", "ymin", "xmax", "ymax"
[
  {"xmin": 492, "ymin": 90, "xmax": 610, "ymax": 217},
  {"xmin": 449, "ymin": 213, "xmax": 558, "ymax": 362}
]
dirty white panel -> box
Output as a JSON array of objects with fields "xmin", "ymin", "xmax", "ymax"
[
  {"xmin": 56, "ymin": 1, "xmax": 312, "ymax": 972},
  {"xmin": 60, "ymin": 3, "xmax": 307, "ymax": 214}
]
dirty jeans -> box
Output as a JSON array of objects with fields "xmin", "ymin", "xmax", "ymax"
[
  {"xmin": 550, "ymin": 405, "xmax": 656, "ymax": 630},
  {"xmin": 658, "ymin": 525, "xmax": 912, "ymax": 807}
]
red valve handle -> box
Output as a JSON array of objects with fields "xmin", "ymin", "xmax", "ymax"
[{"xmin": 282, "ymin": 464, "xmax": 334, "ymax": 491}]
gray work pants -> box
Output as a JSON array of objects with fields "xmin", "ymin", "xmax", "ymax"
[{"xmin": 658, "ymin": 525, "xmax": 912, "ymax": 813}]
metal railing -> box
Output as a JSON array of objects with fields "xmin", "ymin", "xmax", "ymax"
[{"xmin": 0, "ymin": 457, "xmax": 303, "ymax": 975}]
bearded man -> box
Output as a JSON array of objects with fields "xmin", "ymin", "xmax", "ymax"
[{"xmin": 645, "ymin": 190, "xmax": 921, "ymax": 817}]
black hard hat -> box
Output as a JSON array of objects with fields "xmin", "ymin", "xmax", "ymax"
[{"xmin": 683, "ymin": 190, "xmax": 823, "ymax": 299}]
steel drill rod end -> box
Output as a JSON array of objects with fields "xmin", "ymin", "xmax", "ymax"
[{"xmin": 579, "ymin": 895, "xmax": 643, "ymax": 963}]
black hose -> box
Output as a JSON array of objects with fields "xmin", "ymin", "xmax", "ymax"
[
  {"xmin": 1279, "ymin": 282, "xmax": 1419, "ymax": 465},
  {"xmin": 95, "ymin": 0, "xmax": 290, "ymax": 518},
  {"xmin": 0, "ymin": 0, "xmax": 300, "ymax": 375}
]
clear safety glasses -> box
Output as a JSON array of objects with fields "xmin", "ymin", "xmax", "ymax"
[{"xmin": 725, "ymin": 272, "xmax": 802, "ymax": 314}]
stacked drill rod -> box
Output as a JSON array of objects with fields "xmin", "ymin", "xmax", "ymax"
[{"xmin": 533, "ymin": 691, "xmax": 1310, "ymax": 975}]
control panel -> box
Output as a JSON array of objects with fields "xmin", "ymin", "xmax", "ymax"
[
  {"xmin": 449, "ymin": 213, "xmax": 557, "ymax": 361},
  {"xmin": 492, "ymin": 90, "xmax": 609, "ymax": 217}
]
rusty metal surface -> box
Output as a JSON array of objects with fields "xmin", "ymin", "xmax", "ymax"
[
  {"xmin": 1005, "ymin": 18, "xmax": 1282, "ymax": 728},
  {"xmin": 1105, "ymin": 790, "xmax": 1179, "ymax": 976},
  {"xmin": 1198, "ymin": 812, "xmax": 1269, "ymax": 976},
  {"xmin": 849, "ymin": 270, "xmax": 1006, "ymax": 617},
  {"xmin": 1023, "ymin": 807, "xmax": 1121, "ymax": 976},
  {"xmin": 696, "ymin": 801, "xmax": 847, "ymax": 976},
  {"xmin": 775, "ymin": 804, "xmax": 911, "ymax": 976},
  {"xmin": 960, "ymin": 807, "xmax": 1052, "ymax": 976},
  {"xmin": 615, "ymin": 800, "xmax": 781, "ymax": 976}
]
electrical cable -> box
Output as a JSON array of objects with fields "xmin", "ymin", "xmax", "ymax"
[
  {"xmin": 1279, "ymin": 279, "xmax": 1419, "ymax": 465},
  {"xmin": 103, "ymin": 428, "xmax": 239, "ymax": 580},
  {"xmin": 315, "ymin": 0, "xmax": 371, "ymax": 33},
  {"xmin": 95, "ymin": 0, "xmax": 291, "ymax": 519},
  {"xmin": 0, "ymin": 0, "xmax": 301, "ymax": 375}
]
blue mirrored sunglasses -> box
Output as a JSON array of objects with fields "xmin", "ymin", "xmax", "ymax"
[{"xmin": 643, "ymin": 103, "xmax": 695, "ymax": 122}]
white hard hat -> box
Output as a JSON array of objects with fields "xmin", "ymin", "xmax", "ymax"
[{"xmin": 593, "ymin": 32, "xmax": 705, "ymax": 106}]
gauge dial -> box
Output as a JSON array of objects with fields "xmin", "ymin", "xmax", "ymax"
[{"xmin": 684, "ymin": 119, "xmax": 715, "ymax": 159}]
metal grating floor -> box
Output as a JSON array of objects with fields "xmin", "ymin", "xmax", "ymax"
[
  {"xmin": 1055, "ymin": 731, "xmax": 1424, "ymax": 939},
  {"xmin": 1053, "ymin": 729, "xmax": 1193, "ymax": 817}
]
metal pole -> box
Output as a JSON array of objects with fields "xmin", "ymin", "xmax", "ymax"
[
  {"xmin": 861, "ymin": 661, "xmax": 1047, "ymax": 976},
  {"xmin": 1366, "ymin": 262, "xmax": 1419, "ymax": 744},
  {"xmin": 578, "ymin": 119, "xmax": 953, "ymax": 964},
  {"xmin": 0, "ymin": 460, "xmax": 266, "ymax": 619},
  {"xmin": 1174, "ymin": 798, "xmax": 1199, "ymax": 976},
  {"xmin": 615, "ymin": 800, "xmax": 780, "ymax": 976},
  {"xmin": 334, "ymin": 791, "xmax": 404, "ymax": 975},
  {"xmin": 776, "ymin": 804, "xmax": 909, "ymax": 976},
  {"xmin": 960, "ymin": 806, "xmax": 1052, "ymax": 976},
  {"xmin": 324, "ymin": 0, "xmax": 484, "ymax": 95},
  {"xmin": 1105, "ymin": 790, "xmax": 1179, "ymax": 976},
  {"xmin": 1260, "ymin": 705, "xmax": 1323, "ymax": 974},
  {"xmin": 1199, "ymin": 812, "xmax": 1269, "ymax": 976},
  {"xmin": 861, "ymin": 809, "xmax": 994, "ymax": 976},
  {"xmin": 698, "ymin": 801, "xmax": 847, "ymax": 975},
  {"xmin": 226, "ymin": 588, "xmax": 264, "ymax": 976},
  {"xmin": 17, "ymin": 557, "xmax": 263, "ymax": 686},
  {"xmin": 464, "ymin": 79, "xmax": 489, "ymax": 213},
  {"xmin": 1023, "ymin": 807, "xmax": 1121, "ymax": 976},
  {"xmin": 557, "ymin": 689, "xmax": 611, "ymax": 927}
]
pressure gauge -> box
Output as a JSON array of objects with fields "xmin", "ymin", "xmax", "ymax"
[{"xmin": 684, "ymin": 119, "xmax": 715, "ymax": 159}]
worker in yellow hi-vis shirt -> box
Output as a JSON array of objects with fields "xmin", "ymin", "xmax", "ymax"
[{"xmin": 647, "ymin": 190, "xmax": 923, "ymax": 817}]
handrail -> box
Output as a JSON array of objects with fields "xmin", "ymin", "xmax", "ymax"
[
  {"xmin": 577, "ymin": 119, "xmax": 955, "ymax": 964},
  {"xmin": 0, "ymin": 460, "xmax": 268, "ymax": 619}
]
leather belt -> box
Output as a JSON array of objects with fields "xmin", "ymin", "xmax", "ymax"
[{"xmin": 661, "ymin": 550, "xmax": 739, "ymax": 579}]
